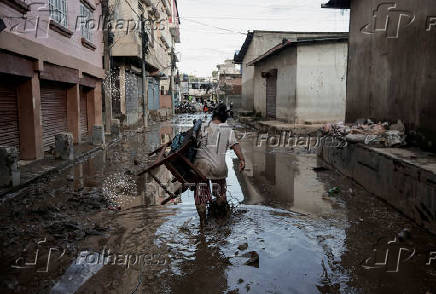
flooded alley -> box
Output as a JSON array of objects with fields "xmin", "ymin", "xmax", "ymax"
[
  {"xmin": 1, "ymin": 114, "xmax": 436, "ymax": 294},
  {"xmin": 1, "ymin": 0, "xmax": 436, "ymax": 293}
]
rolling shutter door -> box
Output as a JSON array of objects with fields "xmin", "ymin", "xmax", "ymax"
[
  {"xmin": 80, "ymin": 88, "xmax": 88, "ymax": 136},
  {"xmin": 126, "ymin": 72, "xmax": 138, "ymax": 114},
  {"xmin": 148, "ymin": 79, "xmax": 156, "ymax": 110},
  {"xmin": 0, "ymin": 80, "xmax": 20, "ymax": 148},
  {"xmin": 154, "ymin": 80, "xmax": 160, "ymax": 110},
  {"xmin": 40, "ymin": 82, "xmax": 68, "ymax": 151}
]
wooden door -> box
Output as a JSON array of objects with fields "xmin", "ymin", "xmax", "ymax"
[{"xmin": 266, "ymin": 70, "xmax": 277, "ymax": 119}]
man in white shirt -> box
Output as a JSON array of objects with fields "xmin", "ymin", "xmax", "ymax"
[{"xmin": 194, "ymin": 104, "xmax": 245, "ymax": 227}]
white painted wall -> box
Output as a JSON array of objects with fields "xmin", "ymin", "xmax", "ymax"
[
  {"xmin": 250, "ymin": 40, "xmax": 347, "ymax": 123},
  {"xmin": 241, "ymin": 31, "xmax": 301, "ymax": 113},
  {"xmin": 240, "ymin": 31, "xmax": 347, "ymax": 113},
  {"xmin": 252, "ymin": 48, "xmax": 297, "ymax": 121},
  {"xmin": 296, "ymin": 42, "xmax": 347, "ymax": 123}
]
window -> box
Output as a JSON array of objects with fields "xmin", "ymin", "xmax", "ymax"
[
  {"xmin": 80, "ymin": 2, "xmax": 93, "ymax": 41},
  {"xmin": 49, "ymin": 0, "xmax": 67, "ymax": 27}
]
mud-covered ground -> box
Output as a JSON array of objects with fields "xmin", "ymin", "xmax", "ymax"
[{"xmin": 1, "ymin": 114, "xmax": 436, "ymax": 294}]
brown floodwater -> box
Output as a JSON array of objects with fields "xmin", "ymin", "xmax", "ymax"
[{"xmin": 1, "ymin": 114, "xmax": 436, "ymax": 294}]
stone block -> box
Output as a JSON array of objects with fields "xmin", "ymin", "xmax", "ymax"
[
  {"xmin": 0, "ymin": 146, "xmax": 20, "ymax": 187},
  {"xmin": 92, "ymin": 125, "xmax": 105, "ymax": 146},
  {"xmin": 55, "ymin": 132, "xmax": 74, "ymax": 160}
]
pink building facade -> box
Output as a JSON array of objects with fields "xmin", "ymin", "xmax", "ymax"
[{"xmin": 0, "ymin": 0, "xmax": 104, "ymax": 160}]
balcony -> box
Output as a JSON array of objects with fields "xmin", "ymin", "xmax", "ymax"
[{"xmin": 111, "ymin": 31, "xmax": 142, "ymax": 59}]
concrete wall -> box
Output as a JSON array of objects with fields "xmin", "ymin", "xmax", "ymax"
[
  {"xmin": 240, "ymin": 31, "xmax": 347, "ymax": 113},
  {"xmin": 346, "ymin": 0, "xmax": 436, "ymax": 150},
  {"xmin": 296, "ymin": 42, "xmax": 347, "ymax": 123},
  {"xmin": 319, "ymin": 143, "xmax": 436, "ymax": 234},
  {"xmin": 241, "ymin": 44, "xmax": 256, "ymax": 112},
  {"xmin": 253, "ymin": 47, "xmax": 298, "ymax": 122},
  {"xmin": 251, "ymin": 41, "xmax": 347, "ymax": 123},
  {"xmin": 241, "ymin": 32, "xmax": 299, "ymax": 112}
]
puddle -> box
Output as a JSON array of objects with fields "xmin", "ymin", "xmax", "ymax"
[
  {"xmin": 50, "ymin": 251, "xmax": 104, "ymax": 294},
  {"xmin": 2, "ymin": 114, "xmax": 436, "ymax": 294}
]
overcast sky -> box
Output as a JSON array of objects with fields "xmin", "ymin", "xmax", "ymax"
[{"xmin": 175, "ymin": 0, "xmax": 349, "ymax": 77}]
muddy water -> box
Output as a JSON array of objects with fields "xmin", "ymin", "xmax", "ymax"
[{"xmin": 1, "ymin": 114, "xmax": 436, "ymax": 294}]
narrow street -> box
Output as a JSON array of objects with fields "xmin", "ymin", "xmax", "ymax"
[
  {"xmin": 1, "ymin": 114, "xmax": 435, "ymax": 294},
  {"xmin": 1, "ymin": 0, "xmax": 436, "ymax": 293}
]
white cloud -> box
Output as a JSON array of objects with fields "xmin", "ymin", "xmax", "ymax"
[{"xmin": 176, "ymin": 0, "xmax": 349, "ymax": 76}]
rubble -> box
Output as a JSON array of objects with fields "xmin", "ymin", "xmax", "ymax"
[
  {"xmin": 322, "ymin": 119, "xmax": 407, "ymax": 147},
  {"xmin": 237, "ymin": 243, "xmax": 248, "ymax": 251},
  {"xmin": 243, "ymin": 251, "xmax": 259, "ymax": 268}
]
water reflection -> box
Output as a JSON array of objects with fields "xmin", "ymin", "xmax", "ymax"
[
  {"xmin": 139, "ymin": 123, "xmax": 181, "ymax": 206},
  {"xmin": 237, "ymin": 135, "xmax": 334, "ymax": 215},
  {"xmin": 168, "ymin": 234, "xmax": 229, "ymax": 294}
]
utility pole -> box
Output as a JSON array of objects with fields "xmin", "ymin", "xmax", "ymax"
[
  {"xmin": 102, "ymin": 0, "xmax": 112, "ymax": 133},
  {"xmin": 141, "ymin": 15, "xmax": 149, "ymax": 128},
  {"xmin": 170, "ymin": 47, "xmax": 175, "ymax": 115}
]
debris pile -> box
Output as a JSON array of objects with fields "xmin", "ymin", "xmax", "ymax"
[{"xmin": 322, "ymin": 119, "xmax": 406, "ymax": 147}]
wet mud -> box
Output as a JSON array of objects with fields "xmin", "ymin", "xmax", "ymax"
[{"xmin": 1, "ymin": 114, "xmax": 436, "ymax": 294}]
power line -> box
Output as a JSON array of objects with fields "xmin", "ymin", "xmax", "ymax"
[{"xmin": 180, "ymin": 17, "xmax": 247, "ymax": 35}]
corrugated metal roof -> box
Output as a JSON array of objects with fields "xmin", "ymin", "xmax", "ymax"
[
  {"xmin": 321, "ymin": 0, "xmax": 350, "ymax": 9},
  {"xmin": 247, "ymin": 36, "xmax": 348, "ymax": 66},
  {"xmin": 234, "ymin": 32, "xmax": 254, "ymax": 64}
]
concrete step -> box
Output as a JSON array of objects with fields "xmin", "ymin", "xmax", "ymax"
[{"xmin": 318, "ymin": 143, "xmax": 436, "ymax": 233}]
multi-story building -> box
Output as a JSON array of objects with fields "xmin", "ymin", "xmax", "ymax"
[
  {"xmin": 217, "ymin": 59, "xmax": 240, "ymax": 75},
  {"xmin": 0, "ymin": 0, "xmax": 105, "ymax": 160},
  {"xmin": 216, "ymin": 60, "xmax": 242, "ymax": 109},
  {"xmin": 110, "ymin": 0, "xmax": 180, "ymax": 125}
]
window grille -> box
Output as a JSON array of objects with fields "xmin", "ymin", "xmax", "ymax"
[
  {"xmin": 80, "ymin": 2, "xmax": 93, "ymax": 41},
  {"xmin": 49, "ymin": 0, "xmax": 68, "ymax": 27}
]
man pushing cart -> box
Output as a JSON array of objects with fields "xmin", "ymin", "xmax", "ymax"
[{"xmin": 137, "ymin": 104, "xmax": 245, "ymax": 227}]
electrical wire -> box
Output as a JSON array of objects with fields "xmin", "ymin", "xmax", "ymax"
[{"xmin": 180, "ymin": 17, "xmax": 247, "ymax": 36}]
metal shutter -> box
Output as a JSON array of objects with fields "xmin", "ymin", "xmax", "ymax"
[
  {"xmin": 125, "ymin": 72, "xmax": 138, "ymax": 114},
  {"xmin": 0, "ymin": 80, "xmax": 20, "ymax": 148},
  {"xmin": 80, "ymin": 87, "xmax": 88, "ymax": 136},
  {"xmin": 40, "ymin": 82, "xmax": 68, "ymax": 151},
  {"xmin": 266, "ymin": 72, "xmax": 277, "ymax": 119},
  {"xmin": 154, "ymin": 80, "xmax": 160, "ymax": 110},
  {"xmin": 148, "ymin": 79, "xmax": 157, "ymax": 110}
]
